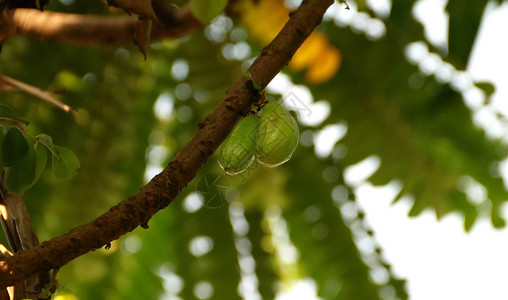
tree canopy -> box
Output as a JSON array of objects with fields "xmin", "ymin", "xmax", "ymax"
[{"xmin": 0, "ymin": 0, "xmax": 506, "ymax": 299}]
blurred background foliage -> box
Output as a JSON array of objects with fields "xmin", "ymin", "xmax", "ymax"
[{"xmin": 0, "ymin": 0, "xmax": 507, "ymax": 299}]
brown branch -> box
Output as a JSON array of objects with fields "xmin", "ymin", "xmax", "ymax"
[
  {"xmin": 0, "ymin": 0, "xmax": 333, "ymax": 288},
  {"xmin": 0, "ymin": 74, "xmax": 76, "ymax": 114},
  {"xmin": 107, "ymin": 0, "xmax": 158, "ymax": 20},
  {"xmin": 8, "ymin": 6, "xmax": 199, "ymax": 46}
]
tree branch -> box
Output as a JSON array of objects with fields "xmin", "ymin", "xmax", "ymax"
[
  {"xmin": 107, "ymin": 0, "xmax": 158, "ymax": 20},
  {"xmin": 0, "ymin": 74, "xmax": 76, "ymax": 114},
  {"xmin": 0, "ymin": 0, "xmax": 333, "ymax": 288},
  {"xmin": 8, "ymin": 6, "xmax": 199, "ymax": 46}
]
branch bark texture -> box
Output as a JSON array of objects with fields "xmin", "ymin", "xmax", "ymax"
[
  {"xmin": 8, "ymin": 6, "xmax": 199, "ymax": 45},
  {"xmin": 0, "ymin": 0, "xmax": 333, "ymax": 288}
]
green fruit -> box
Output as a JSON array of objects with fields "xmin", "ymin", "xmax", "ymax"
[
  {"xmin": 256, "ymin": 102, "xmax": 299, "ymax": 167},
  {"xmin": 219, "ymin": 115, "xmax": 259, "ymax": 175}
]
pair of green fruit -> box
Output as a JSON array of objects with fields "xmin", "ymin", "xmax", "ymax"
[{"xmin": 219, "ymin": 102, "xmax": 299, "ymax": 175}]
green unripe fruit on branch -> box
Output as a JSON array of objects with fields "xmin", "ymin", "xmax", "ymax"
[
  {"xmin": 256, "ymin": 102, "xmax": 299, "ymax": 167},
  {"xmin": 219, "ymin": 115, "xmax": 259, "ymax": 175}
]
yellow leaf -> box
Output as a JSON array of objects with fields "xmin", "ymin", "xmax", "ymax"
[
  {"xmin": 54, "ymin": 294, "xmax": 79, "ymax": 300},
  {"xmin": 305, "ymin": 46, "xmax": 342, "ymax": 84},
  {"xmin": 239, "ymin": 0, "xmax": 343, "ymax": 84},
  {"xmin": 240, "ymin": 0, "xmax": 288, "ymax": 45},
  {"xmin": 290, "ymin": 32, "xmax": 328, "ymax": 70}
]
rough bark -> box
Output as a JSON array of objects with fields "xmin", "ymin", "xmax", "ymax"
[
  {"xmin": 6, "ymin": 6, "xmax": 199, "ymax": 46},
  {"xmin": 0, "ymin": 0, "xmax": 334, "ymax": 288}
]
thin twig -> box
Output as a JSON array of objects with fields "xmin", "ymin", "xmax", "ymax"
[{"xmin": 0, "ymin": 74, "xmax": 76, "ymax": 114}]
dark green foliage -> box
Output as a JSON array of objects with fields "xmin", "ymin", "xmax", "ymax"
[
  {"xmin": 4, "ymin": 134, "xmax": 36, "ymax": 192},
  {"xmin": 310, "ymin": 1, "xmax": 508, "ymax": 229},
  {"xmin": 446, "ymin": 0, "xmax": 489, "ymax": 68},
  {"xmin": 2, "ymin": 126, "xmax": 28, "ymax": 167},
  {"xmin": 244, "ymin": 209, "xmax": 278, "ymax": 300},
  {"xmin": 0, "ymin": 120, "xmax": 79, "ymax": 193},
  {"xmin": 283, "ymin": 147, "xmax": 404, "ymax": 300}
]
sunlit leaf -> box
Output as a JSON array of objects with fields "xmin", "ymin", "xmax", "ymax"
[
  {"xmin": 189, "ymin": 0, "xmax": 228, "ymax": 23},
  {"xmin": 475, "ymin": 81, "xmax": 495, "ymax": 97},
  {"xmin": 238, "ymin": 0, "xmax": 287, "ymax": 44},
  {"xmin": 54, "ymin": 290, "xmax": 79, "ymax": 300},
  {"xmin": 241, "ymin": 0, "xmax": 342, "ymax": 84},
  {"xmin": 305, "ymin": 46, "xmax": 342, "ymax": 84},
  {"xmin": 289, "ymin": 34, "xmax": 328, "ymax": 70}
]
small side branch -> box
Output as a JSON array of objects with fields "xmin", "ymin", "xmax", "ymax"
[{"xmin": 0, "ymin": 74, "xmax": 76, "ymax": 114}]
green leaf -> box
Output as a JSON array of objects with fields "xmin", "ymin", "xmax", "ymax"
[
  {"xmin": 4, "ymin": 139, "xmax": 47, "ymax": 193},
  {"xmin": 189, "ymin": 0, "xmax": 228, "ymax": 23},
  {"xmin": 2, "ymin": 126, "xmax": 29, "ymax": 167},
  {"xmin": 245, "ymin": 209, "xmax": 278, "ymax": 300},
  {"xmin": 36, "ymin": 133, "xmax": 59, "ymax": 158},
  {"xmin": 446, "ymin": 0, "xmax": 489, "ymax": 67},
  {"xmin": 245, "ymin": 71, "xmax": 262, "ymax": 91},
  {"xmin": 31, "ymin": 143, "xmax": 48, "ymax": 187},
  {"xmin": 475, "ymin": 81, "xmax": 496, "ymax": 97},
  {"xmin": 52, "ymin": 145, "xmax": 80, "ymax": 179},
  {"xmin": 321, "ymin": 19, "xmax": 508, "ymax": 228},
  {"xmin": 5, "ymin": 142, "xmax": 36, "ymax": 194},
  {"xmin": 284, "ymin": 148, "xmax": 394, "ymax": 300}
]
